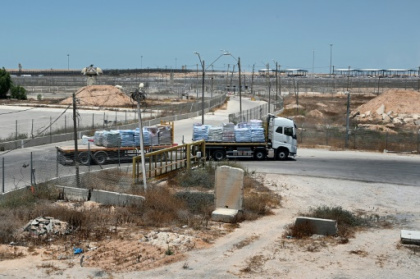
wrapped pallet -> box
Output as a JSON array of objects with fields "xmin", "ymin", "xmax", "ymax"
[
  {"xmin": 94, "ymin": 130, "xmax": 105, "ymax": 146},
  {"xmin": 234, "ymin": 126, "xmax": 252, "ymax": 142},
  {"xmin": 102, "ymin": 130, "xmax": 121, "ymax": 147},
  {"xmin": 193, "ymin": 123, "xmax": 210, "ymax": 141},
  {"xmin": 208, "ymin": 126, "xmax": 223, "ymax": 142},
  {"xmin": 222, "ymin": 123, "xmax": 235, "ymax": 142},
  {"xmin": 119, "ymin": 130, "xmax": 135, "ymax": 147}
]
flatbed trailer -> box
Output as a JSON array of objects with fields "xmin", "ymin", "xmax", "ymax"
[
  {"xmin": 57, "ymin": 144, "xmax": 174, "ymax": 165},
  {"xmin": 204, "ymin": 142, "xmax": 271, "ymax": 160}
]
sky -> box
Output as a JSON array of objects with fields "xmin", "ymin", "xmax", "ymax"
[{"xmin": 2, "ymin": 0, "xmax": 420, "ymax": 73}]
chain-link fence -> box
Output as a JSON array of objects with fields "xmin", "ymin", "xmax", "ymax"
[{"xmin": 299, "ymin": 124, "xmax": 420, "ymax": 153}]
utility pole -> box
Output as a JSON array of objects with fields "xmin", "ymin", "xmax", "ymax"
[
  {"xmin": 275, "ymin": 61, "xmax": 278, "ymax": 110},
  {"xmin": 226, "ymin": 64, "xmax": 230, "ymax": 92},
  {"xmin": 238, "ymin": 57, "xmax": 242, "ymax": 118},
  {"xmin": 251, "ymin": 64, "xmax": 255, "ymax": 96},
  {"xmin": 132, "ymin": 87, "xmax": 148, "ymax": 190},
  {"xmin": 345, "ymin": 91, "xmax": 351, "ymax": 148},
  {"xmin": 72, "ymin": 93, "xmax": 80, "ymax": 188},
  {"xmin": 266, "ymin": 63, "xmax": 271, "ymax": 113},
  {"xmin": 201, "ymin": 60, "xmax": 205, "ymax": 124}
]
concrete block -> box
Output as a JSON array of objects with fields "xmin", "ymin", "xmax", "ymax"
[
  {"xmin": 214, "ymin": 166, "xmax": 244, "ymax": 210},
  {"xmin": 119, "ymin": 193, "xmax": 145, "ymax": 207},
  {"xmin": 295, "ymin": 217, "xmax": 338, "ymax": 236},
  {"xmin": 211, "ymin": 208, "xmax": 239, "ymax": 223},
  {"xmin": 401, "ymin": 230, "xmax": 420, "ymax": 245},
  {"xmin": 56, "ymin": 185, "xmax": 89, "ymax": 201},
  {"xmin": 91, "ymin": 190, "xmax": 120, "ymax": 206}
]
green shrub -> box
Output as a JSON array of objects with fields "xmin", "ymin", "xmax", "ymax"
[{"xmin": 11, "ymin": 85, "xmax": 27, "ymax": 100}]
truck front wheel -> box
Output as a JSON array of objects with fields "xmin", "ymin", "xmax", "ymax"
[
  {"xmin": 254, "ymin": 150, "xmax": 266, "ymax": 160},
  {"xmin": 277, "ymin": 149, "xmax": 289, "ymax": 160}
]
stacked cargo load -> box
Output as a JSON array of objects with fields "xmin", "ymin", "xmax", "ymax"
[
  {"xmin": 222, "ymin": 123, "xmax": 235, "ymax": 142},
  {"xmin": 119, "ymin": 130, "xmax": 135, "ymax": 147},
  {"xmin": 158, "ymin": 125, "xmax": 172, "ymax": 145},
  {"xmin": 192, "ymin": 123, "xmax": 210, "ymax": 141},
  {"xmin": 102, "ymin": 130, "xmax": 121, "ymax": 147},
  {"xmin": 94, "ymin": 131, "xmax": 105, "ymax": 146},
  {"xmin": 207, "ymin": 126, "xmax": 223, "ymax": 142},
  {"xmin": 234, "ymin": 126, "xmax": 252, "ymax": 142}
]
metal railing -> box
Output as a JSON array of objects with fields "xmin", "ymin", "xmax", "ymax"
[{"xmin": 132, "ymin": 140, "xmax": 206, "ymax": 183}]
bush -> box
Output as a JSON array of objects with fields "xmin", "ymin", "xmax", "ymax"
[{"xmin": 11, "ymin": 85, "xmax": 27, "ymax": 100}]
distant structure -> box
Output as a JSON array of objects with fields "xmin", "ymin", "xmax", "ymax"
[{"xmin": 81, "ymin": 64, "xmax": 103, "ymax": 85}]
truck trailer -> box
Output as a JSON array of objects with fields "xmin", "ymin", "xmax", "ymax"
[
  {"xmin": 56, "ymin": 122, "xmax": 174, "ymax": 165},
  {"xmin": 203, "ymin": 114, "xmax": 297, "ymax": 161}
]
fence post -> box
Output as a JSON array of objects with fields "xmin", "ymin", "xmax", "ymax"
[
  {"xmin": 385, "ymin": 131, "xmax": 388, "ymax": 150},
  {"xmin": 325, "ymin": 126, "xmax": 329, "ymax": 145},
  {"xmin": 92, "ymin": 113, "xmax": 94, "ymax": 129},
  {"xmin": 50, "ymin": 116, "xmax": 52, "ymax": 143},
  {"xmin": 65, "ymin": 115, "xmax": 67, "ymax": 133},
  {"xmin": 56, "ymin": 148, "xmax": 59, "ymax": 178},
  {"xmin": 2, "ymin": 157, "xmax": 4, "ymax": 193},
  {"xmin": 417, "ymin": 129, "xmax": 420, "ymax": 154}
]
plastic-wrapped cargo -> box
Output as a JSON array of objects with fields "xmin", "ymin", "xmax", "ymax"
[
  {"xmin": 102, "ymin": 130, "xmax": 121, "ymax": 147},
  {"xmin": 119, "ymin": 130, "xmax": 135, "ymax": 147},
  {"xmin": 248, "ymin": 119, "xmax": 263, "ymax": 128},
  {"xmin": 193, "ymin": 123, "xmax": 210, "ymax": 141},
  {"xmin": 234, "ymin": 126, "xmax": 252, "ymax": 142},
  {"xmin": 208, "ymin": 126, "xmax": 223, "ymax": 142},
  {"xmin": 146, "ymin": 126, "xmax": 159, "ymax": 145},
  {"xmin": 237, "ymin": 122, "xmax": 249, "ymax": 129},
  {"xmin": 222, "ymin": 123, "xmax": 235, "ymax": 142},
  {"xmin": 158, "ymin": 125, "xmax": 172, "ymax": 145},
  {"xmin": 135, "ymin": 128, "xmax": 151, "ymax": 146},
  {"xmin": 251, "ymin": 127, "xmax": 265, "ymax": 142},
  {"xmin": 81, "ymin": 135, "xmax": 94, "ymax": 145},
  {"xmin": 94, "ymin": 131, "xmax": 105, "ymax": 146}
]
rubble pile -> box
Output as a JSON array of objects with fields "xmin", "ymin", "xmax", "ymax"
[
  {"xmin": 59, "ymin": 85, "xmax": 135, "ymax": 107},
  {"xmin": 23, "ymin": 217, "xmax": 69, "ymax": 236},
  {"xmin": 352, "ymin": 90, "xmax": 420, "ymax": 126}
]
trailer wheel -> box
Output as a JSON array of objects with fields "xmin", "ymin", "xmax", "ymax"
[
  {"xmin": 277, "ymin": 149, "xmax": 289, "ymax": 160},
  {"xmin": 254, "ymin": 150, "xmax": 266, "ymax": 160},
  {"xmin": 212, "ymin": 150, "xmax": 225, "ymax": 161},
  {"xmin": 93, "ymin": 151, "xmax": 107, "ymax": 165},
  {"xmin": 78, "ymin": 152, "xmax": 90, "ymax": 165}
]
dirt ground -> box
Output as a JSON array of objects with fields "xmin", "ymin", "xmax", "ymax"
[{"xmin": 1, "ymin": 170, "xmax": 419, "ymax": 279}]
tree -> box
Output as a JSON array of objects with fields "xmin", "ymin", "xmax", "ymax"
[
  {"xmin": 0, "ymin": 67, "xmax": 12, "ymax": 99},
  {"xmin": 11, "ymin": 85, "xmax": 27, "ymax": 100}
]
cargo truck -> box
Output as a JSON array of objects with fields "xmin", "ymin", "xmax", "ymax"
[
  {"xmin": 56, "ymin": 122, "xmax": 174, "ymax": 165},
  {"xmin": 203, "ymin": 114, "xmax": 297, "ymax": 160}
]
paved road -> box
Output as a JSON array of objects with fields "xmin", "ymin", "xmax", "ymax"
[
  {"xmin": 240, "ymin": 148, "xmax": 420, "ymax": 186},
  {"xmin": 1, "ymin": 96, "xmax": 419, "ymax": 193}
]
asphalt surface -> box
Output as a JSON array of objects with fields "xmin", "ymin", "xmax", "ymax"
[{"xmin": 1, "ymin": 96, "xmax": 420, "ymax": 193}]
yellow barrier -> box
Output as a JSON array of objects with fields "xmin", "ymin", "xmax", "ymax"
[{"xmin": 132, "ymin": 140, "xmax": 206, "ymax": 183}]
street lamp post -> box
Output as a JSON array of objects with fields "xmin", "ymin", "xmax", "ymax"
[
  {"xmin": 194, "ymin": 51, "xmax": 231, "ymax": 124},
  {"xmin": 329, "ymin": 44, "xmax": 333, "ymax": 76}
]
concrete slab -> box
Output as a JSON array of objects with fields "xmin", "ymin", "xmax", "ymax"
[
  {"xmin": 214, "ymin": 166, "xmax": 244, "ymax": 210},
  {"xmin": 211, "ymin": 208, "xmax": 239, "ymax": 223},
  {"xmin": 401, "ymin": 230, "xmax": 420, "ymax": 245},
  {"xmin": 295, "ymin": 217, "xmax": 338, "ymax": 236}
]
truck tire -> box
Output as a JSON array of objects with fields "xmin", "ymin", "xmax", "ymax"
[
  {"xmin": 78, "ymin": 152, "xmax": 90, "ymax": 165},
  {"xmin": 93, "ymin": 151, "xmax": 107, "ymax": 165},
  {"xmin": 277, "ymin": 149, "xmax": 289, "ymax": 161},
  {"xmin": 212, "ymin": 150, "xmax": 225, "ymax": 161},
  {"xmin": 254, "ymin": 150, "xmax": 266, "ymax": 160}
]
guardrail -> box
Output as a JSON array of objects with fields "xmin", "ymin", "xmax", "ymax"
[{"xmin": 132, "ymin": 140, "xmax": 206, "ymax": 183}]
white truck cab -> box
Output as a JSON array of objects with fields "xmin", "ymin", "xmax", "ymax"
[{"xmin": 267, "ymin": 115, "xmax": 297, "ymax": 160}]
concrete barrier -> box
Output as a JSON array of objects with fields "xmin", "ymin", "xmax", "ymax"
[
  {"xmin": 56, "ymin": 185, "xmax": 89, "ymax": 201},
  {"xmin": 295, "ymin": 217, "xmax": 338, "ymax": 236},
  {"xmin": 90, "ymin": 189, "xmax": 145, "ymax": 207}
]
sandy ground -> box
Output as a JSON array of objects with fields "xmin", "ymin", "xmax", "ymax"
[{"xmin": 1, "ymin": 173, "xmax": 419, "ymax": 279}]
